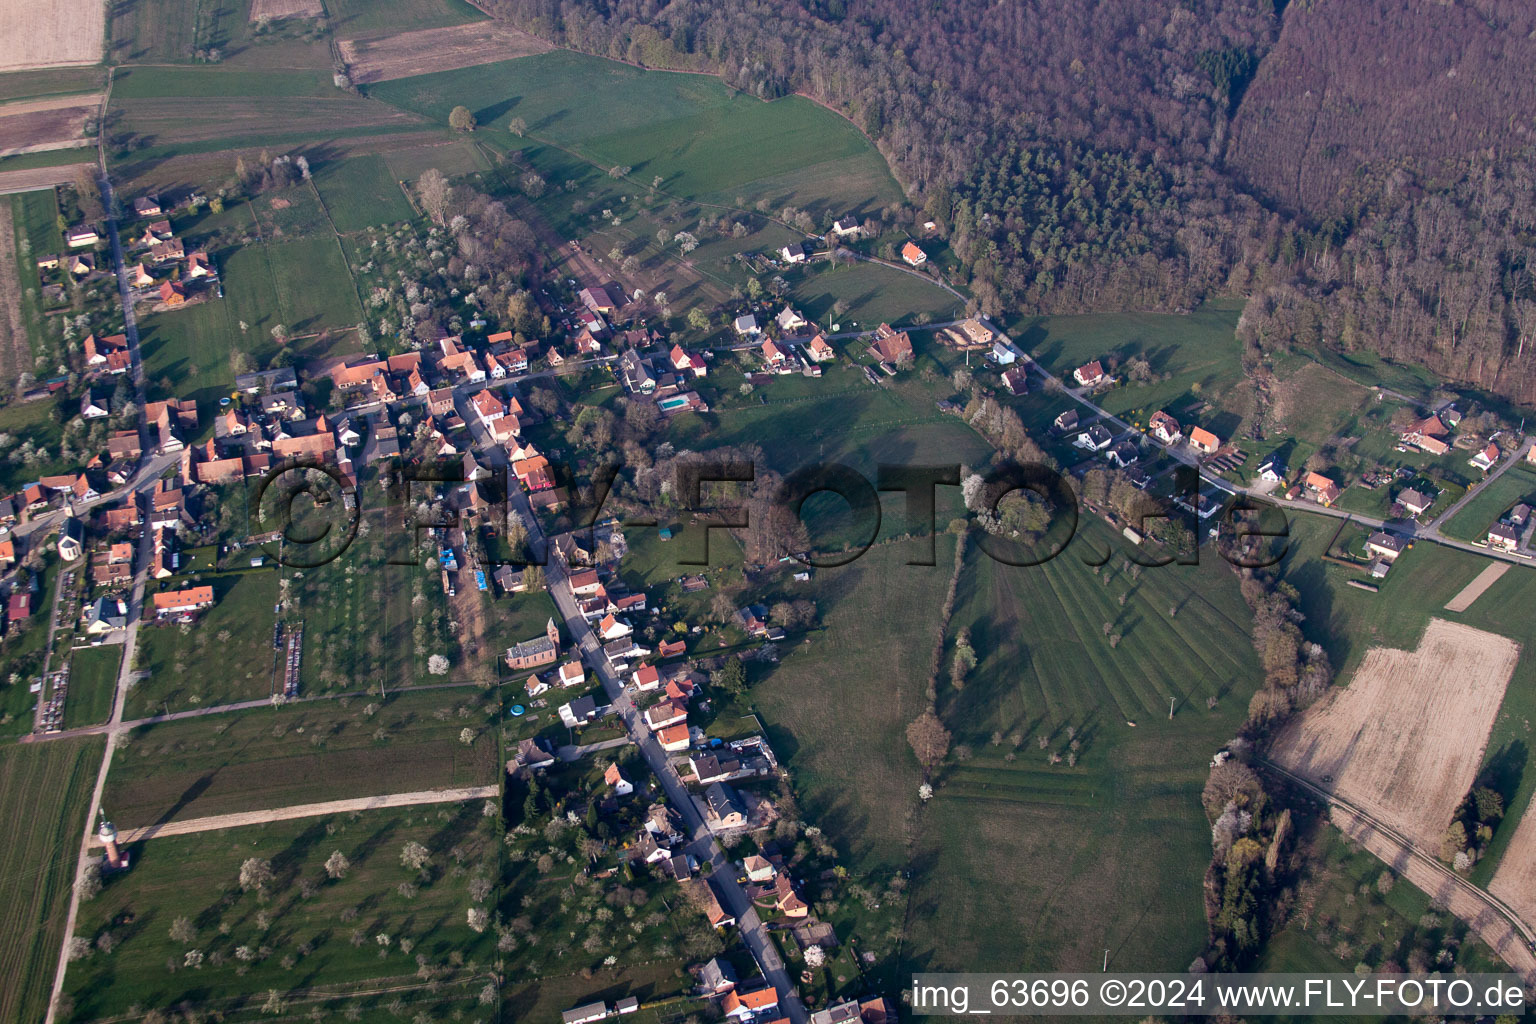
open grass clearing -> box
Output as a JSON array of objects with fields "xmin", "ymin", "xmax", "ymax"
[
  {"xmin": 907, "ymin": 519, "xmax": 1260, "ymax": 974},
  {"xmin": 368, "ymin": 50, "xmax": 904, "ymax": 217},
  {"xmin": 63, "ymin": 803, "xmax": 497, "ymax": 1022},
  {"xmin": 0, "ymin": 737, "xmax": 105, "ymax": 1024},
  {"xmin": 64, "ymin": 644, "xmax": 122, "ymax": 729},
  {"xmin": 108, "ymin": 0, "xmax": 330, "ymax": 68},
  {"xmin": 0, "ymin": 67, "xmax": 104, "ymax": 105},
  {"xmin": 102, "ymin": 685, "xmax": 501, "ymax": 829},
  {"xmin": 310, "ymin": 153, "xmax": 416, "ymax": 230}
]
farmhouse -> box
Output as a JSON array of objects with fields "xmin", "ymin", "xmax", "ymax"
[
  {"xmin": 940, "ymin": 317, "xmax": 995, "ymax": 350},
  {"xmin": 721, "ymin": 988, "xmax": 778, "ymax": 1020},
  {"xmin": 775, "ymin": 306, "xmax": 807, "ymax": 332},
  {"xmin": 1303, "ymin": 471, "xmax": 1341, "ymax": 506},
  {"xmin": 704, "ymin": 782, "xmax": 747, "ymax": 829},
  {"xmin": 1365, "ymin": 531, "xmax": 1406, "ymax": 561},
  {"xmin": 578, "ymin": 285, "xmax": 620, "ymax": 314},
  {"xmin": 1073, "ymin": 360, "xmax": 1105, "ymax": 387},
  {"xmin": 656, "ymin": 723, "xmax": 690, "ymax": 752},
  {"xmin": 559, "ymin": 694, "xmax": 600, "ymax": 728},
  {"xmin": 132, "ymin": 196, "xmax": 162, "ymax": 217},
  {"xmin": 900, "ymin": 241, "xmax": 926, "ymax": 266},
  {"xmin": 868, "ymin": 323, "xmax": 913, "ymax": 364}
]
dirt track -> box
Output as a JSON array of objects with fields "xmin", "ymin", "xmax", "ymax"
[
  {"xmin": 92, "ymin": 785, "xmax": 499, "ymax": 844},
  {"xmin": 340, "ymin": 22, "xmax": 552, "ymax": 84},
  {"xmin": 1272, "ymin": 618, "xmax": 1519, "ymax": 851},
  {"xmin": 1332, "ymin": 805, "xmax": 1536, "ymax": 980}
]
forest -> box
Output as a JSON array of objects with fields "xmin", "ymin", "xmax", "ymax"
[{"xmin": 486, "ymin": 0, "xmax": 1536, "ymax": 402}]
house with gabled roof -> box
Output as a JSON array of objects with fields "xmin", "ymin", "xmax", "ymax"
[
  {"xmin": 1148, "ymin": 410, "xmax": 1181, "ymax": 444},
  {"xmin": 1303, "ymin": 471, "xmax": 1341, "ymax": 506},
  {"xmin": 900, "ymin": 241, "xmax": 926, "ymax": 266},
  {"xmin": 1469, "ymin": 442, "xmax": 1501, "ymax": 472},
  {"xmin": 868, "ymin": 323, "xmax": 913, "ymax": 364},
  {"xmin": 1397, "ymin": 487, "xmax": 1434, "ymax": 516},
  {"xmin": 1073, "ymin": 360, "xmax": 1105, "ymax": 387},
  {"xmin": 1188, "ymin": 426, "xmax": 1220, "ymax": 454}
]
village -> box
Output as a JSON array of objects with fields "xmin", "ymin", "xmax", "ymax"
[{"xmin": 4, "ymin": 101, "xmax": 1536, "ymax": 1024}]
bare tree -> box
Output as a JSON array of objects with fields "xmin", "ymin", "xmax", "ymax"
[
  {"xmin": 400, "ymin": 841, "xmax": 431, "ymax": 872},
  {"xmin": 417, "ymin": 169, "xmax": 451, "ymax": 227},
  {"xmin": 239, "ymin": 857, "xmax": 275, "ymax": 892}
]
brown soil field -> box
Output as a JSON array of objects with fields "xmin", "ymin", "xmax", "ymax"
[
  {"xmin": 0, "ymin": 161, "xmax": 93, "ymax": 195},
  {"xmin": 249, "ymin": 0, "xmax": 323, "ymax": 21},
  {"xmin": 0, "ymin": 0, "xmax": 104, "ymax": 72},
  {"xmin": 1272, "ymin": 618, "xmax": 1519, "ymax": 851},
  {"xmin": 1489, "ymin": 808, "xmax": 1536, "ymax": 936},
  {"xmin": 1332, "ymin": 805, "xmax": 1536, "ymax": 981},
  {"xmin": 0, "ymin": 99, "xmax": 98, "ymax": 157},
  {"xmin": 1445, "ymin": 562, "xmax": 1510, "ymax": 613},
  {"xmin": 339, "ymin": 22, "xmax": 553, "ymax": 85},
  {"xmin": 0, "ymin": 202, "xmax": 30, "ymax": 383}
]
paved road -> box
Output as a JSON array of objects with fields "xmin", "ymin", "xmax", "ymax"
[
  {"xmin": 1427, "ymin": 436, "xmax": 1535, "ymax": 530},
  {"xmin": 93, "ymin": 786, "xmax": 500, "ymax": 845},
  {"xmin": 498, "ymin": 485, "xmax": 807, "ymax": 1023},
  {"xmin": 45, "ymin": 170, "xmax": 163, "ymax": 1024},
  {"xmin": 1262, "ymin": 759, "xmax": 1536, "ymax": 981},
  {"xmin": 1013, "ymin": 340, "xmax": 1536, "ymax": 571}
]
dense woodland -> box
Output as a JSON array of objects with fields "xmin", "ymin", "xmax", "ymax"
[{"xmin": 490, "ymin": 0, "xmax": 1536, "ymax": 402}]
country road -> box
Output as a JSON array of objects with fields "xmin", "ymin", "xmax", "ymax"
[
  {"xmin": 1262, "ymin": 759, "xmax": 1536, "ymax": 981},
  {"xmin": 92, "ymin": 786, "xmax": 500, "ymax": 845}
]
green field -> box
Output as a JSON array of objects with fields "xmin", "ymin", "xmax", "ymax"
[
  {"xmin": 1441, "ymin": 465, "xmax": 1536, "ymax": 542},
  {"xmin": 63, "ymin": 804, "xmax": 497, "ymax": 1022},
  {"xmin": 369, "ymin": 50, "xmax": 904, "ymax": 217},
  {"xmin": 311, "ymin": 154, "xmax": 416, "ymax": 231},
  {"xmin": 0, "ymin": 737, "xmax": 106, "ymax": 1023},
  {"xmin": 667, "ymin": 360, "xmax": 993, "ymax": 479},
  {"xmin": 139, "ymin": 196, "xmax": 363, "ymax": 411},
  {"xmin": 102, "ymin": 686, "xmax": 500, "ymax": 828},
  {"xmin": 0, "ymin": 67, "xmax": 104, "ymax": 104},
  {"xmin": 788, "ymin": 260, "xmax": 962, "ymax": 329},
  {"xmin": 130, "ymin": 571, "xmax": 279, "ymax": 718},
  {"xmin": 65, "ymin": 645, "xmax": 123, "ymax": 729},
  {"xmin": 286, "ymin": 509, "xmax": 461, "ymax": 692},
  {"xmin": 905, "ymin": 519, "xmax": 1260, "ymax": 975},
  {"xmin": 109, "ymin": 0, "xmax": 331, "ymax": 68}
]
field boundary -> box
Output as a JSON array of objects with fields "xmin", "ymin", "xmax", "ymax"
[{"xmin": 92, "ymin": 785, "xmax": 499, "ymax": 844}]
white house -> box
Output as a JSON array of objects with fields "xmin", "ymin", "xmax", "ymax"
[
  {"xmin": 733, "ymin": 314, "xmax": 759, "ymax": 338},
  {"xmin": 780, "ymin": 243, "xmax": 807, "ymax": 264}
]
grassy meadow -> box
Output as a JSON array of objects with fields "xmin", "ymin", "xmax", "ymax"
[
  {"xmin": 906, "ymin": 518, "xmax": 1261, "ymax": 975},
  {"xmin": 65, "ymin": 645, "xmax": 123, "ymax": 729},
  {"xmin": 369, "ymin": 50, "xmax": 904, "ymax": 216},
  {"xmin": 102, "ymin": 686, "xmax": 501, "ymax": 829},
  {"xmin": 63, "ymin": 804, "xmax": 498, "ymax": 1022},
  {"xmin": 0, "ymin": 737, "xmax": 105, "ymax": 1024}
]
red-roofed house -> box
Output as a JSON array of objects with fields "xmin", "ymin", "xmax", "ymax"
[
  {"xmin": 1073, "ymin": 360, "xmax": 1105, "ymax": 387},
  {"xmin": 900, "ymin": 241, "xmax": 926, "ymax": 266}
]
